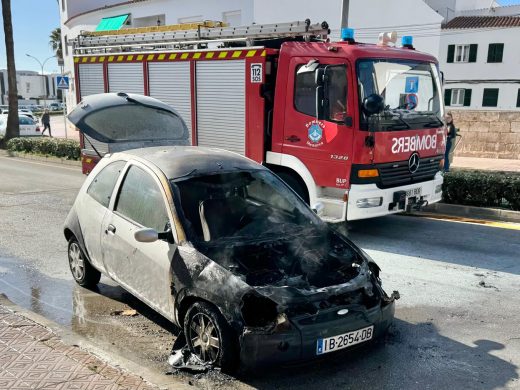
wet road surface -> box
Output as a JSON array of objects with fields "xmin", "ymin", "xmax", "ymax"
[{"xmin": 0, "ymin": 155, "xmax": 519, "ymax": 389}]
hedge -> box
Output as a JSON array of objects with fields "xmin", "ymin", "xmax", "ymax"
[
  {"xmin": 7, "ymin": 137, "xmax": 80, "ymax": 160},
  {"xmin": 443, "ymin": 170, "xmax": 520, "ymax": 211}
]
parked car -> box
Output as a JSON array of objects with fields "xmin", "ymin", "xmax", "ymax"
[
  {"xmin": 0, "ymin": 114, "xmax": 40, "ymax": 136},
  {"xmin": 49, "ymin": 103, "xmax": 61, "ymax": 111},
  {"xmin": 64, "ymin": 93, "xmax": 398, "ymax": 370}
]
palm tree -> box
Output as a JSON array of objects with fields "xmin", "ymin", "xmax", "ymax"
[
  {"xmin": 49, "ymin": 27, "xmax": 62, "ymax": 60},
  {"xmin": 1, "ymin": 0, "xmax": 19, "ymax": 146}
]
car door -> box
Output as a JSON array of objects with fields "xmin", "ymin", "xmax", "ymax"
[
  {"xmin": 101, "ymin": 161, "xmax": 175, "ymax": 318},
  {"xmin": 18, "ymin": 116, "xmax": 31, "ymax": 136},
  {"xmin": 282, "ymin": 57, "xmax": 354, "ymax": 189},
  {"xmin": 75, "ymin": 160, "xmax": 127, "ymax": 271}
]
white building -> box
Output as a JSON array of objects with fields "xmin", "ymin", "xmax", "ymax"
[
  {"xmin": 0, "ymin": 70, "xmax": 60, "ymax": 105},
  {"xmin": 439, "ymin": 13, "xmax": 520, "ymax": 111}
]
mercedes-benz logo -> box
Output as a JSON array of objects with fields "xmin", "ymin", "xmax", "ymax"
[{"xmin": 408, "ymin": 152, "xmax": 420, "ymax": 174}]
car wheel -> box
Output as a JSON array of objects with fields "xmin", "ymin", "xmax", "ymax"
[
  {"xmin": 68, "ymin": 238, "xmax": 101, "ymax": 287},
  {"xmin": 277, "ymin": 172, "xmax": 309, "ymax": 204},
  {"xmin": 184, "ymin": 301, "xmax": 238, "ymax": 371}
]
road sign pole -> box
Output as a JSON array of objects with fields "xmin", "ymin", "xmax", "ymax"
[{"xmin": 63, "ymin": 90, "xmax": 67, "ymax": 139}]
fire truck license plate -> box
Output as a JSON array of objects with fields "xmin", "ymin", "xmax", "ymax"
[
  {"xmin": 316, "ymin": 326, "xmax": 374, "ymax": 355},
  {"xmin": 406, "ymin": 187, "xmax": 421, "ymax": 197}
]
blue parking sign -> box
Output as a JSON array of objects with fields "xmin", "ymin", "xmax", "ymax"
[
  {"xmin": 405, "ymin": 76, "xmax": 419, "ymax": 93},
  {"xmin": 56, "ymin": 76, "xmax": 69, "ymax": 89}
]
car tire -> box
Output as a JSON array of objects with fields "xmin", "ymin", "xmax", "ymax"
[
  {"xmin": 184, "ymin": 301, "xmax": 239, "ymax": 372},
  {"xmin": 68, "ymin": 238, "xmax": 101, "ymax": 288},
  {"xmin": 277, "ymin": 172, "xmax": 309, "ymax": 204}
]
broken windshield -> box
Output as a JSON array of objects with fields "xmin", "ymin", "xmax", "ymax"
[
  {"xmin": 357, "ymin": 59, "xmax": 444, "ymax": 131},
  {"xmin": 170, "ymin": 170, "xmax": 323, "ymax": 244}
]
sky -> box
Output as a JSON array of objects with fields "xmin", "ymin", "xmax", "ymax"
[
  {"xmin": 1, "ymin": 0, "xmax": 520, "ymax": 74},
  {"xmin": 0, "ymin": 0, "xmax": 61, "ymax": 74}
]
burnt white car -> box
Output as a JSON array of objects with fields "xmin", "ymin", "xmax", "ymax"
[{"xmin": 64, "ymin": 93, "xmax": 397, "ymax": 370}]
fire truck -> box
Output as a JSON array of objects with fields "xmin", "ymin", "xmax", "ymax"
[{"xmin": 71, "ymin": 20, "xmax": 446, "ymax": 222}]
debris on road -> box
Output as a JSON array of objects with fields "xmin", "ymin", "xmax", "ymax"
[
  {"xmin": 167, "ymin": 332, "xmax": 211, "ymax": 374},
  {"xmin": 110, "ymin": 309, "xmax": 138, "ymax": 317}
]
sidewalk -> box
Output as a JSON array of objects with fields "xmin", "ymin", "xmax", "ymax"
[
  {"xmin": 452, "ymin": 156, "xmax": 520, "ymax": 172},
  {"xmin": 0, "ymin": 297, "xmax": 157, "ymax": 390}
]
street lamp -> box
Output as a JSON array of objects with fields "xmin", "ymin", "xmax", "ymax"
[{"xmin": 25, "ymin": 54, "xmax": 56, "ymax": 108}]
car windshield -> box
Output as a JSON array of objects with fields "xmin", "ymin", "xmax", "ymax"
[
  {"xmin": 171, "ymin": 170, "xmax": 324, "ymax": 244},
  {"xmin": 358, "ymin": 59, "xmax": 444, "ymax": 131}
]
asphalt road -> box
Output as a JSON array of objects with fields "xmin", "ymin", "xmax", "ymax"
[{"xmin": 0, "ymin": 155, "xmax": 519, "ymax": 390}]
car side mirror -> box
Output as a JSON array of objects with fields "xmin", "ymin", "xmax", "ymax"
[
  {"xmin": 362, "ymin": 94, "xmax": 385, "ymax": 116},
  {"xmin": 134, "ymin": 228, "xmax": 159, "ymax": 243},
  {"xmin": 311, "ymin": 202, "xmax": 325, "ymax": 216}
]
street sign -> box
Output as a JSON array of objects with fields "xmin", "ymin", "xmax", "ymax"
[{"xmin": 56, "ymin": 76, "xmax": 69, "ymax": 89}]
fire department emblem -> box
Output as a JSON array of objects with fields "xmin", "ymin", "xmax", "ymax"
[{"xmin": 306, "ymin": 120, "xmax": 325, "ymax": 147}]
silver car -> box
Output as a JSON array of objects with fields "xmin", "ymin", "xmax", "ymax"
[{"xmin": 64, "ymin": 93, "xmax": 397, "ymax": 371}]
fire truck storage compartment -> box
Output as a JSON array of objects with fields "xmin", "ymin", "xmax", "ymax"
[
  {"xmin": 108, "ymin": 63, "xmax": 144, "ymax": 95},
  {"xmin": 78, "ymin": 63, "xmax": 104, "ymax": 98},
  {"xmin": 196, "ymin": 60, "xmax": 246, "ymax": 155},
  {"xmin": 148, "ymin": 61, "xmax": 193, "ymax": 143}
]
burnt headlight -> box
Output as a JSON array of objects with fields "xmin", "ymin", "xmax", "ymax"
[{"xmin": 240, "ymin": 292, "xmax": 278, "ymax": 327}]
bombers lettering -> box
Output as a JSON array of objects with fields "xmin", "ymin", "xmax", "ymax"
[{"xmin": 391, "ymin": 134, "xmax": 437, "ymax": 154}]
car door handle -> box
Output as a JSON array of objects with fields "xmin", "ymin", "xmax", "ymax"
[
  {"xmin": 285, "ymin": 135, "xmax": 301, "ymax": 142},
  {"xmin": 105, "ymin": 224, "xmax": 116, "ymax": 235}
]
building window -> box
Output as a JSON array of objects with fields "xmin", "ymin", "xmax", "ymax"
[
  {"xmin": 447, "ymin": 44, "xmax": 477, "ymax": 63},
  {"xmin": 487, "ymin": 43, "xmax": 504, "ymax": 63},
  {"xmin": 455, "ymin": 45, "xmax": 470, "ymax": 62},
  {"xmin": 451, "ymin": 89, "xmax": 465, "ymax": 106},
  {"xmin": 482, "ymin": 88, "xmax": 499, "ymax": 107},
  {"xmin": 516, "ymin": 89, "xmax": 520, "ymax": 108},
  {"xmin": 444, "ymin": 88, "xmax": 471, "ymax": 107}
]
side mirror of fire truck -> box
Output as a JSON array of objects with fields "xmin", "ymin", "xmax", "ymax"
[{"xmin": 362, "ymin": 94, "xmax": 385, "ymax": 116}]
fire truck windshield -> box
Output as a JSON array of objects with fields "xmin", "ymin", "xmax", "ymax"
[{"xmin": 357, "ymin": 59, "xmax": 443, "ymax": 131}]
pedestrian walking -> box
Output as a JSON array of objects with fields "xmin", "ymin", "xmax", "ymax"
[
  {"xmin": 41, "ymin": 109, "xmax": 52, "ymax": 137},
  {"xmin": 444, "ymin": 112, "xmax": 456, "ymax": 172}
]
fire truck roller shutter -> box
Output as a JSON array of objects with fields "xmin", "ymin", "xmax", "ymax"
[
  {"xmin": 107, "ymin": 63, "xmax": 144, "ymax": 95},
  {"xmin": 196, "ymin": 60, "xmax": 246, "ymax": 155},
  {"xmin": 78, "ymin": 64, "xmax": 104, "ymax": 98},
  {"xmin": 148, "ymin": 62, "xmax": 192, "ymax": 144}
]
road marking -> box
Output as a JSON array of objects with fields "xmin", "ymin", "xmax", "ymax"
[
  {"xmin": 0, "ymin": 156, "xmax": 81, "ymax": 172},
  {"xmin": 409, "ymin": 213, "xmax": 520, "ymax": 231}
]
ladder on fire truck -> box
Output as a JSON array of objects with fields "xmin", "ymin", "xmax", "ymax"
[{"xmin": 73, "ymin": 19, "xmax": 330, "ymax": 55}]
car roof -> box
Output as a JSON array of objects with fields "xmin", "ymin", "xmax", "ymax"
[{"xmin": 119, "ymin": 146, "xmax": 266, "ymax": 180}]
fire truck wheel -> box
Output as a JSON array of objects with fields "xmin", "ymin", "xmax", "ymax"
[{"xmin": 277, "ymin": 172, "xmax": 309, "ymax": 204}]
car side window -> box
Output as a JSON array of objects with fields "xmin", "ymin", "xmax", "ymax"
[
  {"xmin": 115, "ymin": 165, "xmax": 170, "ymax": 232},
  {"xmin": 87, "ymin": 160, "xmax": 126, "ymax": 208},
  {"xmin": 19, "ymin": 117, "xmax": 30, "ymax": 125}
]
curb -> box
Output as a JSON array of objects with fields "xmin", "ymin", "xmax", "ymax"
[
  {"xmin": 0, "ymin": 294, "xmax": 192, "ymax": 390},
  {"xmin": 417, "ymin": 202, "xmax": 520, "ymax": 224},
  {"xmin": 6, "ymin": 150, "xmax": 81, "ymax": 167}
]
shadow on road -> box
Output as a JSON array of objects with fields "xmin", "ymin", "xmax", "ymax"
[{"xmin": 348, "ymin": 215, "xmax": 520, "ymax": 275}]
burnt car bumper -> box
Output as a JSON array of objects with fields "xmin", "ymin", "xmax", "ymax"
[{"xmin": 239, "ymin": 299, "xmax": 395, "ymax": 368}]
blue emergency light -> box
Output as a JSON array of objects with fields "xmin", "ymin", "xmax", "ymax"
[
  {"xmin": 341, "ymin": 28, "xmax": 355, "ymax": 42},
  {"xmin": 402, "ymin": 36, "xmax": 414, "ymax": 48}
]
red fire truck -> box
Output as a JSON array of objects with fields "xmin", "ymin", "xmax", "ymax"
[{"xmin": 71, "ymin": 20, "xmax": 446, "ymax": 222}]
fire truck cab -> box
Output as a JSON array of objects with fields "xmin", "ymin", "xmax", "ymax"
[{"xmin": 72, "ymin": 21, "xmax": 445, "ymax": 223}]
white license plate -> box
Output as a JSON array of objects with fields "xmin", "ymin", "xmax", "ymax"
[
  {"xmin": 316, "ymin": 325, "xmax": 374, "ymax": 355},
  {"xmin": 406, "ymin": 187, "xmax": 421, "ymax": 197}
]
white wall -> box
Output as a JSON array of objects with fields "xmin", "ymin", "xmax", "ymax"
[{"xmin": 439, "ymin": 26, "xmax": 520, "ymax": 110}]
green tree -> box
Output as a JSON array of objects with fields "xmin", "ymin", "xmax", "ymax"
[
  {"xmin": 1, "ymin": 0, "xmax": 19, "ymax": 146},
  {"xmin": 49, "ymin": 27, "xmax": 62, "ymax": 60}
]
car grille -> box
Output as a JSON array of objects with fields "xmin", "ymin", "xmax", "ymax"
[{"xmin": 378, "ymin": 156, "xmax": 442, "ymax": 189}]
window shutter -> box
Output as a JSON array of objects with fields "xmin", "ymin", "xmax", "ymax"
[
  {"xmin": 517, "ymin": 89, "xmax": 520, "ymax": 108},
  {"xmin": 487, "ymin": 44, "xmax": 495, "ymax": 63},
  {"xmin": 482, "ymin": 88, "xmax": 499, "ymax": 107},
  {"xmin": 447, "ymin": 45, "xmax": 455, "ymax": 63},
  {"xmin": 463, "ymin": 89, "xmax": 472, "ymax": 106},
  {"xmin": 495, "ymin": 43, "xmax": 504, "ymax": 62},
  {"xmin": 468, "ymin": 44, "xmax": 478, "ymax": 63},
  {"xmin": 444, "ymin": 89, "xmax": 452, "ymax": 106}
]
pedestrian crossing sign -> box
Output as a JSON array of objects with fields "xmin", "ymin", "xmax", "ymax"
[{"xmin": 56, "ymin": 76, "xmax": 69, "ymax": 89}]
